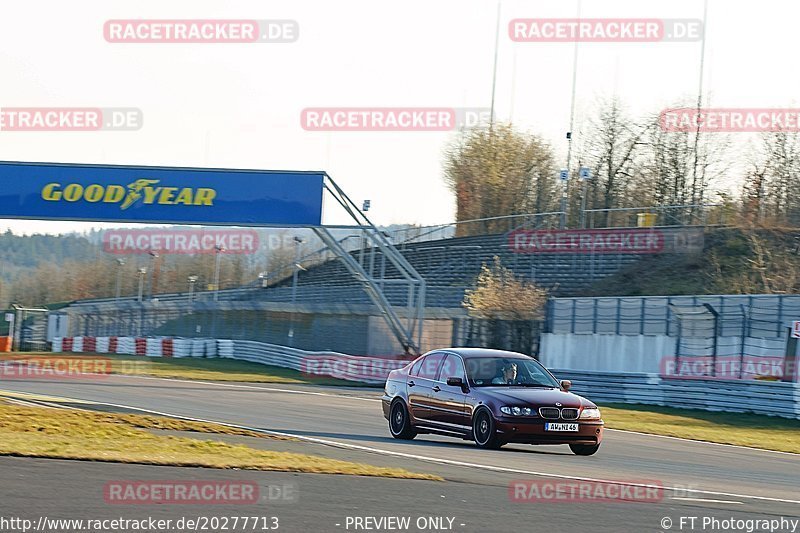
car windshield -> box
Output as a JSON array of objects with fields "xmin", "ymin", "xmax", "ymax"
[{"xmin": 465, "ymin": 357, "xmax": 560, "ymax": 388}]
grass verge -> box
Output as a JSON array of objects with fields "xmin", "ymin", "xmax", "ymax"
[
  {"xmin": 0, "ymin": 402, "xmax": 439, "ymax": 480},
  {"xmin": 600, "ymin": 403, "xmax": 800, "ymax": 454}
]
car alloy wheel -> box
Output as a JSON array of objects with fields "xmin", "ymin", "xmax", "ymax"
[
  {"xmin": 389, "ymin": 400, "xmax": 416, "ymax": 440},
  {"xmin": 473, "ymin": 409, "xmax": 503, "ymax": 449}
]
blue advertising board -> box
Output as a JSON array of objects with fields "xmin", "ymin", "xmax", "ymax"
[{"xmin": 0, "ymin": 161, "xmax": 325, "ymax": 226}]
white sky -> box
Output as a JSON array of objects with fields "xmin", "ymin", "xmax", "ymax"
[{"xmin": 0, "ymin": 0, "xmax": 796, "ymax": 234}]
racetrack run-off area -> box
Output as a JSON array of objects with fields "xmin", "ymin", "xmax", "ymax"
[{"xmin": 0, "ymin": 373, "xmax": 798, "ymax": 532}]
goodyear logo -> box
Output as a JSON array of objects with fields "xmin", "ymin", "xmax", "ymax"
[{"xmin": 41, "ymin": 179, "xmax": 216, "ymax": 210}]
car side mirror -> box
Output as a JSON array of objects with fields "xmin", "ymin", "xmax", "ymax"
[
  {"xmin": 560, "ymin": 379, "xmax": 572, "ymax": 391},
  {"xmin": 447, "ymin": 377, "xmax": 463, "ymax": 387}
]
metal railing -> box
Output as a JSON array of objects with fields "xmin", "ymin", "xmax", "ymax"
[
  {"xmin": 387, "ymin": 203, "xmax": 727, "ymax": 246},
  {"xmin": 389, "ymin": 212, "xmax": 564, "ymax": 245},
  {"xmin": 584, "ymin": 204, "xmax": 726, "ymax": 229}
]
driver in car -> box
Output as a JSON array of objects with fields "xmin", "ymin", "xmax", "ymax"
[{"xmin": 492, "ymin": 361, "xmax": 519, "ymax": 385}]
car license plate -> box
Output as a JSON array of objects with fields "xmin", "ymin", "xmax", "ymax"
[{"xmin": 545, "ymin": 422, "xmax": 578, "ymax": 432}]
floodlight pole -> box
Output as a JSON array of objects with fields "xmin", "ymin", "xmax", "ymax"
[
  {"xmin": 187, "ymin": 275, "xmax": 198, "ymax": 302},
  {"xmin": 213, "ymin": 245, "xmax": 225, "ymax": 301},
  {"xmin": 137, "ymin": 267, "xmax": 147, "ymax": 303},
  {"xmin": 147, "ymin": 251, "xmax": 159, "ymax": 298},
  {"xmin": 288, "ymin": 236, "xmax": 303, "ymax": 346},
  {"xmin": 115, "ymin": 258, "xmax": 125, "ymax": 302},
  {"xmin": 561, "ymin": 0, "xmax": 582, "ymax": 229}
]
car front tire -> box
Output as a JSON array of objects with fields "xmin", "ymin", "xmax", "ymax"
[
  {"xmin": 472, "ymin": 409, "xmax": 504, "ymax": 449},
  {"xmin": 569, "ymin": 443, "xmax": 600, "ymax": 456},
  {"xmin": 389, "ymin": 400, "xmax": 416, "ymax": 440}
]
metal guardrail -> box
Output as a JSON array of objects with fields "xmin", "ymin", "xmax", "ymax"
[
  {"xmin": 554, "ymin": 369, "xmax": 800, "ymax": 419},
  {"xmin": 221, "ymin": 339, "xmax": 407, "ymax": 384}
]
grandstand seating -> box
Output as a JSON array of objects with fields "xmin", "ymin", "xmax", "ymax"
[
  {"xmin": 264, "ymin": 232, "xmax": 653, "ymax": 308},
  {"xmin": 67, "ymin": 229, "xmax": 678, "ymax": 312}
]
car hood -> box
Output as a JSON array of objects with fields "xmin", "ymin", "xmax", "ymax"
[{"xmin": 477, "ymin": 387, "xmax": 590, "ymax": 408}]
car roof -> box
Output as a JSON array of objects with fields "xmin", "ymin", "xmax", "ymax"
[{"xmin": 428, "ymin": 348, "xmax": 533, "ymax": 360}]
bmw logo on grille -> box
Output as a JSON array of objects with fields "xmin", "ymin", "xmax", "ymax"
[{"xmin": 555, "ymin": 402, "xmax": 562, "ymax": 407}]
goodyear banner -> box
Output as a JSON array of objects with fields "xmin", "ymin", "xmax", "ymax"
[{"xmin": 0, "ymin": 162, "xmax": 325, "ymax": 226}]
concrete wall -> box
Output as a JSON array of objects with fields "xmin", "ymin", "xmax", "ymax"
[
  {"xmin": 366, "ymin": 316, "xmax": 453, "ymax": 355},
  {"xmin": 540, "ymin": 333, "xmax": 791, "ymax": 373},
  {"xmin": 541, "ymin": 333, "xmax": 674, "ymax": 372}
]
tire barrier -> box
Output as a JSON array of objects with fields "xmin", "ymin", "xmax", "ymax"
[
  {"xmin": 95, "ymin": 337, "xmax": 109, "ymax": 354},
  {"xmin": 83, "ymin": 337, "xmax": 96, "ymax": 353},
  {"xmin": 117, "ymin": 337, "xmax": 136, "ymax": 355},
  {"xmin": 135, "ymin": 338, "xmax": 147, "ymax": 356},
  {"xmin": 173, "ymin": 340, "xmax": 192, "ymax": 358},
  {"xmin": 51, "ymin": 337, "xmax": 406, "ymax": 384},
  {"xmin": 145, "ymin": 338, "xmax": 162, "ymax": 357},
  {"xmin": 54, "ymin": 336, "xmax": 223, "ymax": 359},
  {"xmin": 191, "ymin": 339, "xmax": 207, "ymax": 358}
]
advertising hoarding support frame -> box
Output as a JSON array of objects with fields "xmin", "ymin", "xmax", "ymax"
[{"xmin": 0, "ymin": 161, "xmax": 426, "ymax": 355}]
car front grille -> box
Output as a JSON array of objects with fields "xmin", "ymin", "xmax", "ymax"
[
  {"xmin": 538, "ymin": 407, "xmax": 579, "ymax": 420},
  {"xmin": 539, "ymin": 407, "xmax": 560, "ymax": 419},
  {"xmin": 561, "ymin": 408, "xmax": 579, "ymax": 420}
]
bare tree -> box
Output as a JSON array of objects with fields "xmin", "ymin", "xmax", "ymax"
[
  {"xmin": 638, "ymin": 105, "xmax": 730, "ymax": 225},
  {"xmin": 577, "ymin": 98, "xmax": 650, "ymax": 226},
  {"xmin": 742, "ymin": 131, "xmax": 800, "ymax": 226}
]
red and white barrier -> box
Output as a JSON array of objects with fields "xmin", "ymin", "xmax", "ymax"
[
  {"xmin": 51, "ymin": 337, "xmax": 407, "ymax": 383},
  {"xmin": 96, "ymin": 337, "xmax": 110, "ymax": 353}
]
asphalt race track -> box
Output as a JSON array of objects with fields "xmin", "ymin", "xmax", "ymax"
[{"xmin": 1, "ymin": 374, "xmax": 798, "ymax": 533}]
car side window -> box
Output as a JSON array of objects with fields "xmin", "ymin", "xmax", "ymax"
[
  {"xmin": 409, "ymin": 357, "xmax": 425, "ymax": 376},
  {"xmin": 438, "ymin": 354, "xmax": 466, "ymax": 382},
  {"xmin": 416, "ymin": 353, "xmax": 444, "ymax": 379}
]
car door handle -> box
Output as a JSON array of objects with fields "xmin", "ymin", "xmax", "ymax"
[
  {"xmin": 432, "ymin": 386, "xmax": 441, "ymax": 392},
  {"xmin": 408, "ymin": 381, "xmax": 415, "ymax": 387}
]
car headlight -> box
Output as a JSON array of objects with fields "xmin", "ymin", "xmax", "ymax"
[
  {"xmin": 500, "ymin": 406, "xmax": 533, "ymax": 416},
  {"xmin": 579, "ymin": 407, "xmax": 601, "ymax": 420}
]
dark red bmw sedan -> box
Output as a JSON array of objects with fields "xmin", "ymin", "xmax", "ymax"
[{"xmin": 382, "ymin": 348, "xmax": 603, "ymax": 455}]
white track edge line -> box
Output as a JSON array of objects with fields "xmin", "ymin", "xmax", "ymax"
[{"xmin": 109, "ymin": 374, "xmax": 799, "ymax": 457}]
